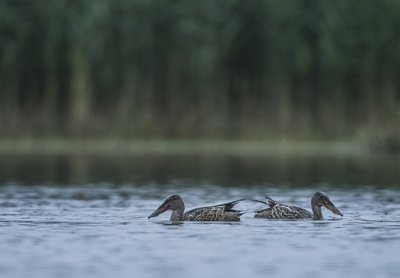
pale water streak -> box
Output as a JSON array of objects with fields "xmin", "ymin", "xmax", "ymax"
[{"xmin": 1, "ymin": 185, "xmax": 399, "ymax": 278}]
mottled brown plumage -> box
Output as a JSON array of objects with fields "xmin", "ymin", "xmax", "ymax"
[
  {"xmin": 254, "ymin": 192, "xmax": 343, "ymax": 220},
  {"xmin": 148, "ymin": 195, "xmax": 244, "ymax": 221}
]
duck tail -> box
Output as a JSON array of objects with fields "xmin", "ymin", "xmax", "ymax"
[
  {"xmin": 247, "ymin": 198, "xmax": 268, "ymax": 205},
  {"xmin": 220, "ymin": 198, "xmax": 246, "ymax": 212},
  {"xmin": 264, "ymin": 196, "xmax": 278, "ymax": 207},
  {"xmin": 237, "ymin": 210, "xmax": 247, "ymax": 216},
  {"xmin": 245, "ymin": 197, "xmax": 276, "ymax": 213}
]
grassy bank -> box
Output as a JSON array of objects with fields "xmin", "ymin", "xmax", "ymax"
[{"xmin": 0, "ymin": 138, "xmax": 370, "ymax": 157}]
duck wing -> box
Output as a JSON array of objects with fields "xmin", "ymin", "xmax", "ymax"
[
  {"xmin": 255, "ymin": 197, "xmax": 313, "ymax": 219},
  {"xmin": 183, "ymin": 199, "xmax": 245, "ymax": 221}
]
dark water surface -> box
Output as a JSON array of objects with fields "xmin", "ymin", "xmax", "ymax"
[{"xmin": 0, "ymin": 154, "xmax": 399, "ymax": 278}]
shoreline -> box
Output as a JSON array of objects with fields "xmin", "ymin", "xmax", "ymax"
[{"xmin": 0, "ymin": 138, "xmax": 370, "ymax": 157}]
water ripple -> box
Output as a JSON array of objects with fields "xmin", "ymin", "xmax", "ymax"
[{"xmin": 1, "ymin": 185, "xmax": 400, "ymax": 278}]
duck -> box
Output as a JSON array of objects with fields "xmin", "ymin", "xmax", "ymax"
[
  {"xmin": 148, "ymin": 195, "xmax": 245, "ymax": 221},
  {"xmin": 253, "ymin": 192, "xmax": 343, "ymax": 220}
]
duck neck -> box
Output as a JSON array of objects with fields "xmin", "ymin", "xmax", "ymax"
[
  {"xmin": 312, "ymin": 204, "xmax": 323, "ymax": 220},
  {"xmin": 170, "ymin": 207, "xmax": 184, "ymax": 221}
]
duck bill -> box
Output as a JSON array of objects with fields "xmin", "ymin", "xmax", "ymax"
[
  {"xmin": 148, "ymin": 203, "xmax": 169, "ymax": 219},
  {"xmin": 325, "ymin": 202, "xmax": 343, "ymax": 216}
]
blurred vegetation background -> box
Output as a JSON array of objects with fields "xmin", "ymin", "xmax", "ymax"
[{"xmin": 1, "ymin": 0, "xmax": 399, "ymax": 145}]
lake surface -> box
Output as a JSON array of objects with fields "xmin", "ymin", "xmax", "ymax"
[{"xmin": 0, "ymin": 154, "xmax": 400, "ymax": 278}]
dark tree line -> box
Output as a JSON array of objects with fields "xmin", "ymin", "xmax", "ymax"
[{"xmin": 1, "ymin": 0, "xmax": 399, "ymax": 138}]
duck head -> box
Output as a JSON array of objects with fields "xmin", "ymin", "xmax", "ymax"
[
  {"xmin": 148, "ymin": 195, "xmax": 185, "ymax": 219},
  {"xmin": 311, "ymin": 192, "xmax": 343, "ymax": 219}
]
